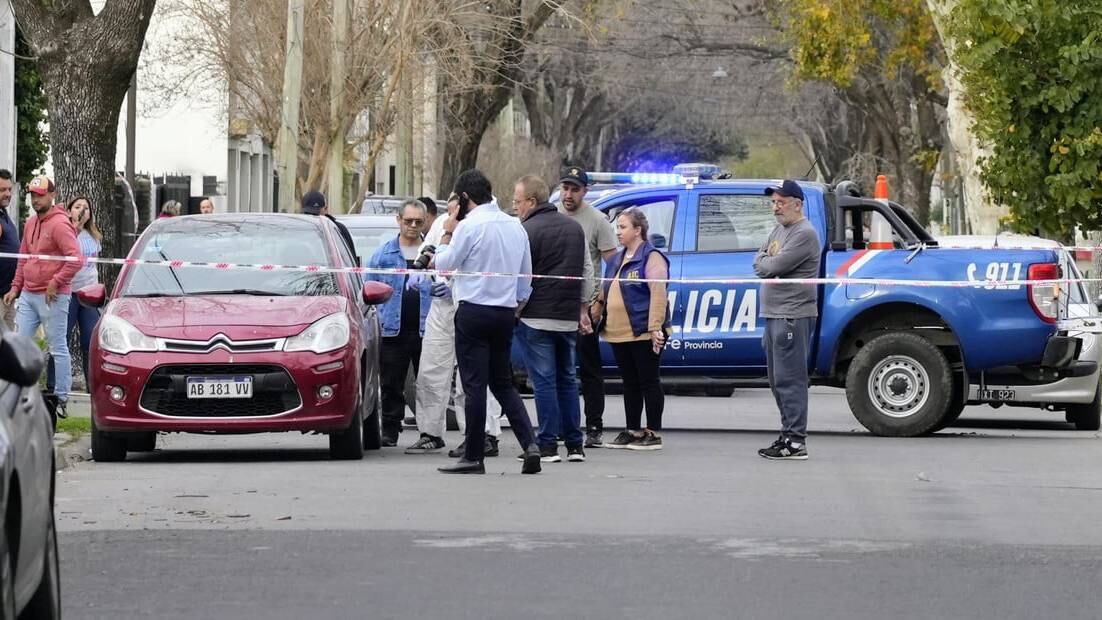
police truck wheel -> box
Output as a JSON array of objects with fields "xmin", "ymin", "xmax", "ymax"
[
  {"xmin": 91, "ymin": 416, "xmax": 128, "ymax": 462},
  {"xmin": 846, "ymin": 332, "xmax": 952, "ymax": 437},
  {"xmin": 1066, "ymin": 378, "xmax": 1102, "ymax": 431},
  {"xmin": 931, "ymin": 373, "xmax": 966, "ymax": 433}
]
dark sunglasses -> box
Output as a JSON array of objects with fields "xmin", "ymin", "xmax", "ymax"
[{"xmin": 402, "ymin": 218, "xmax": 425, "ymax": 226}]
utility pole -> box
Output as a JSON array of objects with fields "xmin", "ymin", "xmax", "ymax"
[
  {"xmin": 275, "ymin": 0, "xmax": 305, "ymax": 214},
  {"xmin": 0, "ymin": 0, "xmax": 16, "ymax": 180},
  {"xmin": 326, "ymin": 0, "xmax": 347, "ymax": 213},
  {"xmin": 126, "ymin": 73, "xmax": 137, "ymax": 184}
]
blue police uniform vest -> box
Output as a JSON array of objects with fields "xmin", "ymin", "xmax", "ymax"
[{"xmin": 601, "ymin": 241, "xmax": 671, "ymax": 337}]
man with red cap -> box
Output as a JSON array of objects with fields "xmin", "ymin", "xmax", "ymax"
[{"xmin": 2, "ymin": 176, "xmax": 82, "ymax": 416}]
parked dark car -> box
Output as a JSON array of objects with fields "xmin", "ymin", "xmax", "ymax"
[
  {"xmin": 0, "ymin": 324, "xmax": 61, "ymax": 618},
  {"xmin": 80, "ymin": 214, "xmax": 393, "ymax": 461}
]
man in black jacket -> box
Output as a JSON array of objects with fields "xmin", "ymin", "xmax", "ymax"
[
  {"xmin": 301, "ymin": 191, "xmax": 359, "ymax": 266},
  {"xmin": 514, "ymin": 175, "xmax": 594, "ymax": 463}
]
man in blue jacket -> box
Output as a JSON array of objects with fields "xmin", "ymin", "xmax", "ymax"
[{"xmin": 366, "ymin": 199, "xmax": 434, "ymax": 446}]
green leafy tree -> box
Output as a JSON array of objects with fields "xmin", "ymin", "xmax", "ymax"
[
  {"xmin": 13, "ymin": 25, "xmax": 48, "ymax": 189},
  {"xmin": 947, "ymin": 0, "xmax": 1102, "ymax": 237}
]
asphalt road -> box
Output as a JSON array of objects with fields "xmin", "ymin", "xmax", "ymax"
[{"xmin": 56, "ymin": 388, "xmax": 1102, "ymax": 619}]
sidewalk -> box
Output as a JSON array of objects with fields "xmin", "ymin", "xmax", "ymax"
[{"xmin": 54, "ymin": 392, "xmax": 91, "ymax": 470}]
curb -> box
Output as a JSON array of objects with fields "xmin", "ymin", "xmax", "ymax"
[{"xmin": 55, "ymin": 434, "xmax": 92, "ymax": 470}]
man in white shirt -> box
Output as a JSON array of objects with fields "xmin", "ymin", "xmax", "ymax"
[
  {"xmin": 406, "ymin": 196, "xmax": 504, "ymax": 456},
  {"xmin": 434, "ymin": 170, "xmax": 541, "ymax": 475}
]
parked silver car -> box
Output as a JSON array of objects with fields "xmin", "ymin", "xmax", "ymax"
[{"xmin": 0, "ymin": 324, "xmax": 61, "ymax": 618}]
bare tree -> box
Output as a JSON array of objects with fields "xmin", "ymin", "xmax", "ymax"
[
  {"xmin": 145, "ymin": 0, "xmax": 479, "ymax": 205},
  {"xmin": 11, "ymin": 0, "xmax": 157, "ymax": 261}
]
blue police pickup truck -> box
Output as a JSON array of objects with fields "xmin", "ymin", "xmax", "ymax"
[{"xmin": 582, "ymin": 165, "xmax": 1100, "ymax": 436}]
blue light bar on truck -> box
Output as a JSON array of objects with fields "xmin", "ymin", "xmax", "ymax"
[
  {"xmin": 587, "ymin": 163, "xmax": 723, "ymax": 186},
  {"xmin": 672, "ymin": 163, "xmax": 722, "ymax": 180}
]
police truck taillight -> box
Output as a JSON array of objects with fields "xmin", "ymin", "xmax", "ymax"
[{"xmin": 1027, "ymin": 263, "xmax": 1060, "ymax": 323}]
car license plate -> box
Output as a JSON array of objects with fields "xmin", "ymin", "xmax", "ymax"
[
  {"xmin": 186, "ymin": 376, "xmax": 253, "ymax": 399},
  {"xmin": 979, "ymin": 389, "xmax": 1015, "ymax": 401}
]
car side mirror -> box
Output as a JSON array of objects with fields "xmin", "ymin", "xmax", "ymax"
[
  {"xmin": 0, "ymin": 331, "xmax": 46, "ymax": 387},
  {"xmin": 77, "ymin": 283, "xmax": 107, "ymax": 308},
  {"xmin": 649, "ymin": 233, "xmax": 667, "ymax": 249},
  {"xmin": 362, "ymin": 281, "xmax": 393, "ymax": 305}
]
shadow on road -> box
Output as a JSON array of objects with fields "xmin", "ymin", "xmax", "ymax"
[{"xmin": 122, "ymin": 446, "xmax": 385, "ymax": 464}]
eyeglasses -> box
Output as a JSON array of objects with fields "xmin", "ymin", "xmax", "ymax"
[
  {"xmin": 770, "ymin": 199, "xmax": 788, "ymax": 207},
  {"xmin": 401, "ymin": 218, "xmax": 424, "ymax": 226},
  {"xmin": 512, "ymin": 197, "xmax": 534, "ymax": 205}
]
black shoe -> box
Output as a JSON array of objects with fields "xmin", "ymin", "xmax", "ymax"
[
  {"xmin": 381, "ymin": 431, "xmax": 399, "ymax": 447},
  {"xmin": 758, "ymin": 437, "xmax": 808, "ymax": 460},
  {"xmin": 584, "ymin": 430, "xmax": 603, "ymax": 448},
  {"xmin": 485, "ymin": 435, "xmax": 499, "ymax": 457},
  {"xmin": 56, "ymin": 400, "xmax": 68, "ymax": 419},
  {"xmin": 438, "ymin": 458, "xmax": 485, "ymax": 474},
  {"xmin": 567, "ymin": 445, "xmax": 586, "ymax": 462},
  {"xmin": 626, "ymin": 430, "xmax": 663, "ymax": 451},
  {"xmin": 605, "ymin": 430, "xmax": 639, "ymax": 449},
  {"xmin": 521, "ymin": 444, "xmax": 542, "ymax": 474},
  {"xmin": 448, "ymin": 439, "xmax": 466, "ymax": 458},
  {"xmin": 405, "ymin": 434, "xmax": 445, "ymax": 454},
  {"xmin": 403, "ymin": 415, "xmax": 417, "ymax": 427},
  {"xmin": 540, "ymin": 444, "xmax": 561, "ymax": 463}
]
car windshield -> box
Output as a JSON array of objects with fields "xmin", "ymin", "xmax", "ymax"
[
  {"xmin": 120, "ymin": 217, "xmax": 340, "ymax": 297},
  {"xmin": 345, "ymin": 226, "xmax": 397, "ymax": 265}
]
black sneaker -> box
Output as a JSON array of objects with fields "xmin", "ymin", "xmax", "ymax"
[
  {"xmin": 404, "ymin": 434, "xmax": 445, "ymax": 454},
  {"xmin": 758, "ymin": 438, "xmax": 808, "ymax": 460},
  {"xmin": 448, "ymin": 440, "xmax": 466, "ymax": 458},
  {"xmin": 626, "ymin": 431, "xmax": 662, "ymax": 451},
  {"xmin": 584, "ymin": 430, "xmax": 604, "ymax": 448},
  {"xmin": 567, "ymin": 445, "xmax": 586, "ymax": 462},
  {"xmin": 540, "ymin": 444, "xmax": 561, "ymax": 463},
  {"xmin": 521, "ymin": 444, "xmax": 542, "ymax": 474},
  {"xmin": 605, "ymin": 431, "xmax": 639, "ymax": 449},
  {"xmin": 56, "ymin": 400, "xmax": 68, "ymax": 419},
  {"xmin": 381, "ymin": 431, "xmax": 399, "ymax": 447},
  {"xmin": 485, "ymin": 435, "xmax": 499, "ymax": 457}
]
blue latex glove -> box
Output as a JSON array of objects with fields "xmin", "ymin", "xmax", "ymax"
[{"xmin": 431, "ymin": 281, "xmax": 451, "ymax": 299}]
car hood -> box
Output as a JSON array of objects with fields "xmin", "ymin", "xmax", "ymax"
[{"xmin": 109, "ymin": 295, "xmax": 347, "ymax": 340}]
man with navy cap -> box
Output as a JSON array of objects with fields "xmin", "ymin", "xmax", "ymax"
[
  {"xmin": 754, "ymin": 179, "xmax": 820, "ymax": 460},
  {"xmin": 301, "ymin": 190, "xmax": 358, "ymax": 265}
]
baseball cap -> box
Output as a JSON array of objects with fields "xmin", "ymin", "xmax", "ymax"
[
  {"xmin": 302, "ymin": 190, "xmax": 326, "ymax": 214},
  {"xmin": 27, "ymin": 176, "xmax": 55, "ymax": 196},
  {"xmin": 559, "ymin": 166, "xmax": 589, "ymax": 187},
  {"xmin": 765, "ymin": 179, "xmax": 804, "ymax": 202}
]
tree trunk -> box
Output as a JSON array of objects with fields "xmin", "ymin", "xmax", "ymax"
[
  {"xmin": 12, "ymin": 0, "xmax": 157, "ymax": 286},
  {"xmin": 439, "ymin": 127, "xmax": 487, "ymax": 198}
]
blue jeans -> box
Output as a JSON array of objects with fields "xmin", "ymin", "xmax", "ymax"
[
  {"xmin": 16, "ymin": 292, "xmax": 72, "ymax": 401},
  {"xmin": 47, "ymin": 295, "xmax": 100, "ymax": 389},
  {"xmin": 520, "ymin": 324, "xmax": 583, "ymax": 449}
]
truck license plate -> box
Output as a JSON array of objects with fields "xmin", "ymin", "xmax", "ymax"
[
  {"xmin": 186, "ymin": 376, "xmax": 253, "ymax": 399},
  {"xmin": 979, "ymin": 389, "xmax": 1015, "ymax": 401}
]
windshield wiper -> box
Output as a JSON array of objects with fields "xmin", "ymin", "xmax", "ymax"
[
  {"xmin": 123, "ymin": 292, "xmax": 181, "ymax": 298},
  {"xmin": 158, "ymin": 249, "xmax": 187, "ymax": 295},
  {"xmin": 186, "ymin": 289, "xmax": 288, "ymax": 296}
]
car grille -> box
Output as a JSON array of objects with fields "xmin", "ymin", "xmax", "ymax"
[
  {"xmin": 139, "ymin": 364, "xmax": 301, "ymax": 418},
  {"xmin": 160, "ymin": 336, "xmax": 282, "ymax": 354}
]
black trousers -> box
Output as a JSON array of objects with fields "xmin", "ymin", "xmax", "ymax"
[
  {"xmin": 380, "ymin": 332, "xmax": 422, "ymax": 435},
  {"xmin": 454, "ymin": 302, "xmax": 535, "ymax": 461},
  {"xmin": 576, "ymin": 329, "xmax": 606, "ymax": 431},
  {"xmin": 610, "ymin": 340, "xmax": 664, "ymax": 431}
]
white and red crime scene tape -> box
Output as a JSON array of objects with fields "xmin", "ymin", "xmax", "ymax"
[{"xmin": 1, "ymin": 251, "xmax": 1099, "ymax": 289}]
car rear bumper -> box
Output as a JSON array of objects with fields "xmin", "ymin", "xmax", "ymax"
[{"xmin": 89, "ymin": 346, "xmax": 359, "ymax": 433}]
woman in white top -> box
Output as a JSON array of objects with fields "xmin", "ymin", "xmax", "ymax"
[{"xmin": 66, "ymin": 197, "xmax": 102, "ymax": 382}]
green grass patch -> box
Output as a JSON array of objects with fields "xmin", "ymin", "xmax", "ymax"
[{"xmin": 56, "ymin": 416, "xmax": 92, "ymax": 437}]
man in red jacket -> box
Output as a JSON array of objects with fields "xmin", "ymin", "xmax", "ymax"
[{"xmin": 1, "ymin": 176, "xmax": 81, "ymax": 414}]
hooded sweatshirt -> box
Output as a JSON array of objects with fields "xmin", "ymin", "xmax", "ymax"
[{"xmin": 9, "ymin": 205, "xmax": 82, "ymax": 295}]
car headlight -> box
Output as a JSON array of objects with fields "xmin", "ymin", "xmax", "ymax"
[
  {"xmin": 284, "ymin": 312, "xmax": 350, "ymax": 354},
  {"xmin": 99, "ymin": 315, "xmax": 158, "ymax": 354}
]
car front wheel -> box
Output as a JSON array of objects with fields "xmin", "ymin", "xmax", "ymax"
[
  {"xmin": 330, "ymin": 381, "xmax": 365, "ymax": 460},
  {"xmin": 91, "ymin": 417, "xmax": 128, "ymax": 462}
]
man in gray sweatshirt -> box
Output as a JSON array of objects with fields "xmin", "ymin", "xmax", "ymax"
[{"xmin": 753, "ymin": 180, "xmax": 821, "ymax": 460}]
